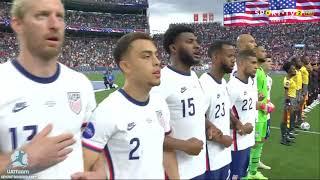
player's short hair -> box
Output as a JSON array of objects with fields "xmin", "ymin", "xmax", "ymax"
[
  {"xmin": 283, "ymin": 61, "xmax": 293, "ymax": 73},
  {"xmin": 10, "ymin": 0, "xmax": 65, "ymax": 19},
  {"xmin": 10, "ymin": 0, "xmax": 29, "ymax": 19},
  {"xmin": 113, "ymin": 32, "xmax": 153, "ymax": 68},
  {"xmin": 163, "ymin": 25, "xmax": 194, "ymax": 54},
  {"xmin": 289, "ymin": 56, "xmax": 298, "ymax": 64},
  {"xmin": 207, "ymin": 40, "xmax": 234, "ymax": 58},
  {"xmin": 266, "ymin": 55, "xmax": 272, "ymax": 59},
  {"xmin": 237, "ymin": 49, "xmax": 256, "ymax": 61}
]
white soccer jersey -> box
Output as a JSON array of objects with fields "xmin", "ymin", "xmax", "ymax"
[
  {"xmin": 151, "ymin": 66, "xmax": 207, "ymax": 179},
  {"xmin": 227, "ymin": 76, "xmax": 256, "ymax": 151},
  {"xmin": 231, "ymin": 63, "xmax": 238, "ymax": 78},
  {"xmin": 252, "ymin": 76, "xmax": 259, "ymax": 123},
  {"xmin": 267, "ymin": 75, "xmax": 272, "ymax": 120},
  {"xmin": 199, "ymin": 73, "xmax": 231, "ymax": 171},
  {"xmin": 82, "ymin": 89, "xmax": 171, "ymax": 179},
  {"xmin": 0, "ymin": 60, "xmax": 96, "ymax": 179}
]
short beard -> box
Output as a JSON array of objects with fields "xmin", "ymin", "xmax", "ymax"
[
  {"xmin": 222, "ymin": 63, "xmax": 233, "ymax": 73},
  {"xmin": 178, "ymin": 48, "xmax": 200, "ymax": 67}
]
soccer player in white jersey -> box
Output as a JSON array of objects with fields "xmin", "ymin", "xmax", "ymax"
[
  {"xmin": 199, "ymin": 40, "xmax": 237, "ymax": 179},
  {"xmin": 228, "ymin": 50, "xmax": 258, "ymax": 180},
  {"xmin": 0, "ymin": 0, "xmax": 96, "ymax": 178},
  {"xmin": 151, "ymin": 25, "xmax": 220, "ymax": 179},
  {"xmin": 73, "ymin": 32, "xmax": 179, "ymax": 179}
]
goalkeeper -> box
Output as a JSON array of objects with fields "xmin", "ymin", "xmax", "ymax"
[{"xmin": 248, "ymin": 46, "xmax": 274, "ymax": 180}]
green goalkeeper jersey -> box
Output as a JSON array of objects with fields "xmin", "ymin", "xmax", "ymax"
[{"xmin": 256, "ymin": 67, "xmax": 268, "ymax": 122}]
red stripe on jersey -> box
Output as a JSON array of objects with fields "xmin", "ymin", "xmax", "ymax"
[
  {"xmin": 104, "ymin": 146, "xmax": 114, "ymax": 180},
  {"xmin": 233, "ymin": 128, "xmax": 238, "ymax": 151},
  {"xmin": 81, "ymin": 122, "xmax": 88, "ymax": 129},
  {"xmin": 205, "ymin": 143, "xmax": 210, "ymax": 171},
  {"xmin": 231, "ymin": 106, "xmax": 240, "ymax": 119},
  {"xmin": 165, "ymin": 172, "xmax": 169, "ymax": 180},
  {"xmin": 232, "ymin": 106, "xmax": 239, "ymax": 151},
  {"xmin": 82, "ymin": 141, "xmax": 102, "ymax": 153}
]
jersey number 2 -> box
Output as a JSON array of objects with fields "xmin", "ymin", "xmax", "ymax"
[
  {"xmin": 9, "ymin": 125, "xmax": 38, "ymax": 150},
  {"xmin": 129, "ymin": 138, "xmax": 140, "ymax": 160}
]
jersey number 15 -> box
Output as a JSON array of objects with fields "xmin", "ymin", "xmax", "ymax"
[{"xmin": 181, "ymin": 98, "xmax": 195, "ymax": 118}]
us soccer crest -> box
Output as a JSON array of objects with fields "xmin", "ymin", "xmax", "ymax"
[
  {"xmin": 68, "ymin": 92, "xmax": 82, "ymax": 114},
  {"xmin": 156, "ymin": 110, "xmax": 165, "ymax": 128}
]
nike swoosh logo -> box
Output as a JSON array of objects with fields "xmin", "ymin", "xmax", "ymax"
[
  {"xmin": 181, "ymin": 88, "xmax": 187, "ymax": 93},
  {"xmin": 12, "ymin": 105, "xmax": 28, "ymax": 113},
  {"xmin": 127, "ymin": 124, "xmax": 136, "ymax": 131}
]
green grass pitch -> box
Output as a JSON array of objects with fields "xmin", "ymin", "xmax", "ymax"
[{"xmin": 86, "ymin": 72, "xmax": 320, "ymax": 179}]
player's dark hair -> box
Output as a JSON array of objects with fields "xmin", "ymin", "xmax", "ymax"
[
  {"xmin": 289, "ymin": 56, "xmax": 298, "ymax": 64},
  {"xmin": 163, "ymin": 25, "xmax": 194, "ymax": 54},
  {"xmin": 301, "ymin": 55, "xmax": 309, "ymax": 64},
  {"xmin": 255, "ymin": 46, "xmax": 266, "ymax": 63},
  {"xmin": 113, "ymin": 32, "xmax": 153, "ymax": 68},
  {"xmin": 207, "ymin": 40, "xmax": 234, "ymax": 58},
  {"xmin": 266, "ymin": 55, "xmax": 272, "ymax": 59},
  {"xmin": 237, "ymin": 49, "xmax": 256, "ymax": 61},
  {"xmin": 283, "ymin": 61, "xmax": 293, "ymax": 73}
]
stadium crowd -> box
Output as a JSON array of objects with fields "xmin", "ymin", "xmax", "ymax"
[
  {"xmin": 1, "ymin": 22, "xmax": 320, "ymax": 71},
  {"xmin": 1, "ymin": 0, "xmax": 319, "ymax": 70},
  {"xmin": 0, "ymin": 2, "xmax": 10, "ymax": 23},
  {"xmin": 155, "ymin": 22, "xmax": 320, "ymax": 70},
  {"xmin": 0, "ymin": 2, "xmax": 149, "ymax": 30},
  {"xmin": 0, "ymin": 32, "xmax": 119, "ymax": 70},
  {"xmin": 93, "ymin": 0, "xmax": 148, "ymax": 5},
  {"xmin": 65, "ymin": 11, "xmax": 148, "ymax": 29}
]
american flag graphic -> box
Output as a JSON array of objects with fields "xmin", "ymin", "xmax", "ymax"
[{"xmin": 224, "ymin": 0, "xmax": 320, "ymax": 26}]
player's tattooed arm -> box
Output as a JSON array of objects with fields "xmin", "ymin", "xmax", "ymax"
[
  {"xmin": 163, "ymin": 149, "xmax": 180, "ymax": 179},
  {"xmin": 164, "ymin": 135, "xmax": 203, "ymax": 156}
]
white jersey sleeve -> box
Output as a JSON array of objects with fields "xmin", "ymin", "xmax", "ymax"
[
  {"xmin": 82, "ymin": 75, "xmax": 97, "ymax": 123},
  {"xmin": 267, "ymin": 75, "xmax": 272, "ymax": 120},
  {"xmin": 160, "ymin": 98, "xmax": 172, "ymax": 134},
  {"xmin": 82, "ymin": 100, "xmax": 117, "ymax": 151}
]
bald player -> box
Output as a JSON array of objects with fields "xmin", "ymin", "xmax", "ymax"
[{"xmin": 232, "ymin": 34, "xmax": 257, "ymax": 76}]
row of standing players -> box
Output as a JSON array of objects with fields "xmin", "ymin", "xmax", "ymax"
[
  {"xmin": 281, "ymin": 55, "xmax": 314, "ymax": 146},
  {"xmin": 80, "ymin": 28, "xmax": 274, "ymax": 180},
  {"xmin": 0, "ymin": 1, "xmax": 277, "ymax": 179}
]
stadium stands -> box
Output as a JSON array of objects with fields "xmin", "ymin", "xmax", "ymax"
[
  {"xmin": 156, "ymin": 22, "xmax": 320, "ymax": 70},
  {"xmin": 93, "ymin": 0, "xmax": 148, "ymax": 5},
  {"xmin": 0, "ymin": 1, "xmax": 319, "ymax": 71}
]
